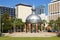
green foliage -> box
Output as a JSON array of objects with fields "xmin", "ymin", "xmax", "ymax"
[
  {"xmin": 1, "ymin": 11, "xmax": 24, "ymax": 32},
  {"xmin": 56, "ymin": 17, "xmax": 60, "ymax": 25},
  {"xmin": 1, "ymin": 11, "xmax": 12, "ymax": 32},
  {"xmin": 12, "ymin": 17, "xmax": 24, "ymax": 27},
  {"xmin": 49, "ymin": 20, "xmax": 55, "ymax": 26},
  {"xmin": 48, "ymin": 17, "xmax": 60, "ymax": 30},
  {"xmin": 15, "ymin": 19, "xmax": 24, "ymax": 26},
  {"xmin": 55, "ymin": 17, "xmax": 60, "ymax": 30}
]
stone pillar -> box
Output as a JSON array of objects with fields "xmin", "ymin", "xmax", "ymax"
[
  {"xmin": 31, "ymin": 24, "xmax": 32, "ymax": 33},
  {"xmin": 28, "ymin": 23, "xmax": 31, "ymax": 33},
  {"xmin": 36, "ymin": 24, "xmax": 38, "ymax": 32},
  {"xmin": 25, "ymin": 24, "xmax": 28, "ymax": 33},
  {"xmin": 24, "ymin": 24, "xmax": 26, "ymax": 32},
  {"xmin": 39, "ymin": 24, "xmax": 41, "ymax": 31},
  {"xmin": 26, "ymin": 24, "xmax": 28, "ymax": 33}
]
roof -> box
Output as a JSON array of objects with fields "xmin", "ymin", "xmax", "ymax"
[
  {"xmin": 0, "ymin": 5, "xmax": 15, "ymax": 9},
  {"xmin": 51, "ymin": 0, "xmax": 60, "ymax": 3},
  {"xmin": 16, "ymin": 3, "xmax": 32, "ymax": 7}
]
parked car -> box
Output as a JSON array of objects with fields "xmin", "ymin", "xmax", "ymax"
[{"xmin": 51, "ymin": 30, "xmax": 58, "ymax": 32}]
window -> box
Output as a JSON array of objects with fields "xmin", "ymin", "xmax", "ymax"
[{"xmin": 41, "ymin": 8, "xmax": 44, "ymax": 13}]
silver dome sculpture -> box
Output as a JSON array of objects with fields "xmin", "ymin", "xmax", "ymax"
[{"xmin": 26, "ymin": 6, "xmax": 41, "ymax": 23}]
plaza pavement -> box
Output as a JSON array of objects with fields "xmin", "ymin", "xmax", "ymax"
[{"xmin": 3, "ymin": 32, "xmax": 57, "ymax": 37}]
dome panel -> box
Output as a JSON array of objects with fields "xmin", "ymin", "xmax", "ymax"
[{"xmin": 26, "ymin": 14, "xmax": 41, "ymax": 23}]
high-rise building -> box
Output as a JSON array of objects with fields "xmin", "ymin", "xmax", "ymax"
[
  {"xmin": 15, "ymin": 3, "xmax": 32, "ymax": 22},
  {"xmin": 48, "ymin": 1, "xmax": 60, "ymax": 20},
  {"xmin": 0, "ymin": 5, "xmax": 15, "ymax": 17},
  {"xmin": 36, "ymin": 5, "xmax": 49, "ymax": 22},
  {"xmin": 36, "ymin": 5, "xmax": 45, "ymax": 15}
]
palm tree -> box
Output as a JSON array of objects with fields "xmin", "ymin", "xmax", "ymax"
[
  {"xmin": 16, "ymin": 19, "xmax": 24, "ymax": 32},
  {"xmin": 11, "ymin": 17, "xmax": 24, "ymax": 32},
  {"xmin": 10, "ymin": 17, "xmax": 17, "ymax": 32}
]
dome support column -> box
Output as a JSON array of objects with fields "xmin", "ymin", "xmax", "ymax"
[
  {"xmin": 24, "ymin": 24, "xmax": 26, "ymax": 32},
  {"xmin": 40, "ymin": 23, "xmax": 41, "ymax": 31},
  {"xmin": 28, "ymin": 23, "xmax": 31, "ymax": 33},
  {"xmin": 36, "ymin": 24, "xmax": 38, "ymax": 32},
  {"xmin": 24, "ymin": 23, "xmax": 28, "ymax": 33},
  {"xmin": 26, "ymin": 24, "xmax": 28, "ymax": 33},
  {"xmin": 31, "ymin": 24, "xmax": 32, "ymax": 33}
]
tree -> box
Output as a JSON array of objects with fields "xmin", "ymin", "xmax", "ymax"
[
  {"xmin": 48, "ymin": 20, "xmax": 56, "ymax": 30},
  {"xmin": 15, "ymin": 19, "xmax": 24, "ymax": 32},
  {"xmin": 55, "ymin": 17, "xmax": 60, "ymax": 31},
  {"xmin": 1, "ymin": 11, "xmax": 12, "ymax": 32},
  {"xmin": 11, "ymin": 17, "xmax": 24, "ymax": 32},
  {"xmin": 49, "ymin": 20, "xmax": 55, "ymax": 26}
]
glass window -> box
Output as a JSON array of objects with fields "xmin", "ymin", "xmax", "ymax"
[
  {"xmin": 39, "ymin": 9, "xmax": 41, "ymax": 14},
  {"xmin": 41, "ymin": 9, "xmax": 44, "ymax": 13}
]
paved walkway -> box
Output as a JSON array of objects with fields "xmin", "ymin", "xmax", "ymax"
[{"xmin": 3, "ymin": 32, "xmax": 57, "ymax": 37}]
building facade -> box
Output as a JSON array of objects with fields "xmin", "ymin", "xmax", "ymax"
[
  {"xmin": 48, "ymin": 1, "xmax": 60, "ymax": 20},
  {"xmin": 0, "ymin": 6, "xmax": 15, "ymax": 17},
  {"xmin": 15, "ymin": 3, "xmax": 32, "ymax": 22}
]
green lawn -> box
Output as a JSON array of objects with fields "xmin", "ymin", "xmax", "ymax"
[{"xmin": 0, "ymin": 36, "xmax": 60, "ymax": 40}]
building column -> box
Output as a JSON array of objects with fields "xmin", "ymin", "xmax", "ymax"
[
  {"xmin": 31, "ymin": 24, "xmax": 32, "ymax": 33},
  {"xmin": 28, "ymin": 23, "xmax": 31, "ymax": 33},
  {"xmin": 26, "ymin": 24, "xmax": 28, "ymax": 33},
  {"xmin": 24, "ymin": 24, "xmax": 27, "ymax": 33},
  {"xmin": 24, "ymin": 24, "xmax": 26, "ymax": 32},
  {"xmin": 36, "ymin": 24, "xmax": 38, "ymax": 32},
  {"xmin": 39, "ymin": 24, "xmax": 41, "ymax": 31}
]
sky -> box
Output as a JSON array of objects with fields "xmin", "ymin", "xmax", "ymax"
[{"xmin": 0, "ymin": 0, "xmax": 51, "ymax": 15}]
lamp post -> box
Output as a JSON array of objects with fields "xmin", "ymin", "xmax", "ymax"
[
  {"xmin": 2, "ymin": 23, "xmax": 4, "ymax": 33},
  {"xmin": 0, "ymin": 9, "xmax": 1, "ymax": 36}
]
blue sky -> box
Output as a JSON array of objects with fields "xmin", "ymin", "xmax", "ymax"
[{"xmin": 0, "ymin": 0, "xmax": 51, "ymax": 15}]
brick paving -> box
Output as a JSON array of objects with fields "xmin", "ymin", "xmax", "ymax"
[{"xmin": 3, "ymin": 32, "xmax": 57, "ymax": 37}]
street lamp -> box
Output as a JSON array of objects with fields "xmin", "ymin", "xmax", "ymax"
[
  {"xmin": 0, "ymin": 13, "xmax": 2, "ymax": 36},
  {"xmin": 2, "ymin": 23, "xmax": 4, "ymax": 33}
]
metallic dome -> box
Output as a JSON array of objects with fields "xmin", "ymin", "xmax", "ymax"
[
  {"xmin": 26, "ymin": 6, "xmax": 41, "ymax": 23},
  {"xmin": 26, "ymin": 14, "xmax": 41, "ymax": 23}
]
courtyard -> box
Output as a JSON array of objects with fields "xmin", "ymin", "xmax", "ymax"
[{"xmin": 3, "ymin": 32, "xmax": 57, "ymax": 37}]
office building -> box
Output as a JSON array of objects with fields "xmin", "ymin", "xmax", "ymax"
[
  {"xmin": 15, "ymin": 3, "xmax": 32, "ymax": 22},
  {"xmin": 36, "ymin": 5, "xmax": 49, "ymax": 22},
  {"xmin": 48, "ymin": 1, "xmax": 60, "ymax": 20},
  {"xmin": 0, "ymin": 5, "xmax": 15, "ymax": 17}
]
